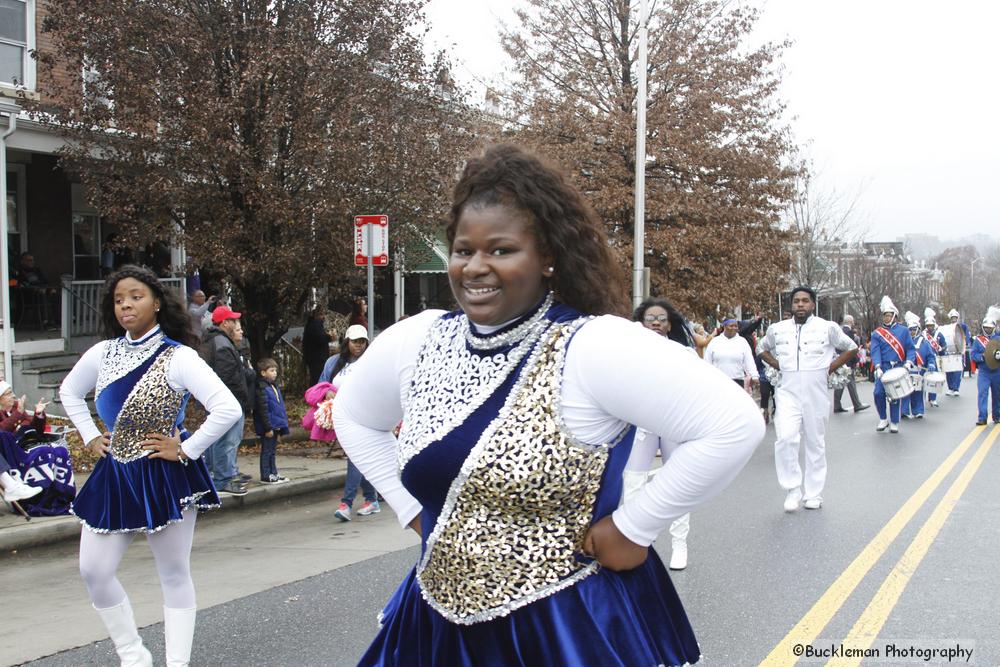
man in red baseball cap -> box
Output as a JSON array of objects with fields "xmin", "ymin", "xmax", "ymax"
[{"xmin": 202, "ymin": 305, "xmax": 253, "ymax": 495}]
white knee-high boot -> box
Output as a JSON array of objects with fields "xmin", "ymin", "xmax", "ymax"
[
  {"xmin": 94, "ymin": 598, "xmax": 153, "ymax": 667},
  {"xmin": 164, "ymin": 606, "xmax": 197, "ymax": 667},
  {"xmin": 621, "ymin": 469, "xmax": 649, "ymax": 504},
  {"xmin": 668, "ymin": 513, "xmax": 690, "ymax": 570}
]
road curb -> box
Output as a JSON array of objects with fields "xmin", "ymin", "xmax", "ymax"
[{"xmin": 0, "ymin": 470, "xmax": 346, "ymax": 553}]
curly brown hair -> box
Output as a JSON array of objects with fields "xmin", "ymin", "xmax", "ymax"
[
  {"xmin": 446, "ymin": 144, "xmax": 627, "ymax": 316},
  {"xmin": 100, "ymin": 264, "xmax": 200, "ymax": 348}
]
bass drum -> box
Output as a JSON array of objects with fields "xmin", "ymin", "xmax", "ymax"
[
  {"xmin": 940, "ymin": 323, "xmax": 966, "ymax": 355},
  {"xmin": 881, "ymin": 367, "xmax": 914, "ymax": 401}
]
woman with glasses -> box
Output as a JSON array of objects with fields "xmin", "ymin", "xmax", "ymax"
[{"xmin": 627, "ymin": 297, "xmax": 698, "ymax": 570}]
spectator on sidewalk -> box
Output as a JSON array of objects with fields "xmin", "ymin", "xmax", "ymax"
[
  {"xmin": 833, "ymin": 315, "xmax": 870, "ymax": 414},
  {"xmin": 348, "ymin": 297, "xmax": 368, "ymax": 330},
  {"xmin": 302, "ymin": 305, "xmax": 333, "ymax": 385},
  {"xmin": 326, "ymin": 324, "xmax": 379, "ymax": 522},
  {"xmin": 253, "ymin": 358, "xmax": 290, "ymax": 484},
  {"xmin": 202, "ymin": 305, "xmax": 255, "ymax": 495},
  {"xmin": 0, "ymin": 381, "xmax": 49, "ymax": 433},
  {"xmin": 186, "ymin": 290, "xmax": 217, "ymax": 338}
]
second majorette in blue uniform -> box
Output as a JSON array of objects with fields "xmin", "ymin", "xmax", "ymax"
[
  {"xmin": 71, "ymin": 327, "xmax": 223, "ymax": 532},
  {"xmin": 871, "ymin": 296, "xmax": 917, "ymax": 433}
]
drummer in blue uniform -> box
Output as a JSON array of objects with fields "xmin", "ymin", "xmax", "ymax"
[
  {"xmin": 901, "ymin": 312, "xmax": 937, "ymax": 420},
  {"xmin": 971, "ymin": 308, "xmax": 1000, "ymax": 425},
  {"xmin": 922, "ymin": 308, "xmax": 946, "ymax": 407},
  {"xmin": 871, "ymin": 296, "xmax": 917, "ymax": 433}
]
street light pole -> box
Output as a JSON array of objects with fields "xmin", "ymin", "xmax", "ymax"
[
  {"xmin": 0, "ymin": 98, "xmax": 21, "ymax": 381},
  {"xmin": 632, "ymin": 0, "xmax": 649, "ymax": 309}
]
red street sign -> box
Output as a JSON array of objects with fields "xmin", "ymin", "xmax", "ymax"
[{"xmin": 354, "ymin": 215, "xmax": 389, "ymax": 266}]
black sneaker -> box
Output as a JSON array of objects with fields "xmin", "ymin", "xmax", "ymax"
[
  {"xmin": 237, "ymin": 472, "xmax": 252, "ymax": 483},
  {"xmin": 261, "ymin": 474, "xmax": 289, "ymax": 485},
  {"xmin": 218, "ymin": 482, "xmax": 248, "ymax": 496},
  {"xmin": 854, "ymin": 404, "xmax": 870, "ymax": 412}
]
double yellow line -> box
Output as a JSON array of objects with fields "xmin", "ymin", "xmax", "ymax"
[{"xmin": 762, "ymin": 424, "xmax": 997, "ymax": 666}]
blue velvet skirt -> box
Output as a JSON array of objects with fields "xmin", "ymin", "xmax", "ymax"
[
  {"xmin": 360, "ymin": 548, "xmax": 700, "ymax": 667},
  {"xmin": 71, "ymin": 453, "xmax": 220, "ymax": 533}
]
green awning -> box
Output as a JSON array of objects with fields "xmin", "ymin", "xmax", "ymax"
[{"xmin": 407, "ymin": 232, "xmax": 449, "ymax": 274}]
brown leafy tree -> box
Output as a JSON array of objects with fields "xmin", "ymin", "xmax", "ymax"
[
  {"xmin": 499, "ymin": 0, "xmax": 797, "ymax": 317},
  {"xmin": 34, "ymin": 0, "xmax": 474, "ymax": 358}
]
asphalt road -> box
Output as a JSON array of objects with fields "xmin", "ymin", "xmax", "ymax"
[{"xmin": 8, "ymin": 381, "xmax": 998, "ymax": 667}]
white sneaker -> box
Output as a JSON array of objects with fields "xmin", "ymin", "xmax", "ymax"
[
  {"xmin": 930, "ymin": 400, "xmax": 939, "ymax": 407},
  {"xmin": 2, "ymin": 477, "xmax": 42, "ymax": 502},
  {"xmin": 889, "ymin": 422, "xmax": 899, "ymax": 433},
  {"xmin": 876, "ymin": 419, "xmax": 889, "ymax": 432},
  {"xmin": 669, "ymin": 543, "xmax": 688, "ymax": 570},
  {"xmin": 783, "ymin": 488, "xmax": 803, "ymax": 512},
  {"xmin": 803, "ymin": 496, "xmax": 823, "ymax": 510}
]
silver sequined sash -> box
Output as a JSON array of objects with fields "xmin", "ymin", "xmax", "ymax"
[
  {"xmin": 397, "ymin": 305, "xmax": 551, "ymax": 470},
  {"xmin": 109, "ymin": 346, "xmax": 185, "ymax": 463},
  {"xmin": 415, "ymin": 319, "xmax": 609, "ymax": 625}
]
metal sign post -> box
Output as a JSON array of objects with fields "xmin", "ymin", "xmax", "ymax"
[{"xmin": 354, "ymin": 215, "xmax": 389, "ymax": 340}]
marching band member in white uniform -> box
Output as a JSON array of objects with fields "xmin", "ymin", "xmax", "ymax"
[
  {"xmin": 759, "ymin": 286, "xmax": 857, "ymax": 512},
  {"xmin": 943, "ymin": 309, "xmax": 970, "ymax": 395}
]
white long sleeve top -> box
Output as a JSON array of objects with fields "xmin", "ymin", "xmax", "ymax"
[
  {"xmin": 759, "ymin": 315, "xmax": 857, "ymax": 373},
  {"xmin": 332, "ymin": 310, "xmax": 764, "ymax": 548},
  {"xmin": 704, "ymin": 333, "xmax": 759, "ymax": 381},
  {"xmin": 59, "ymin": 327, "xmax": 242, "ymax": 460}
]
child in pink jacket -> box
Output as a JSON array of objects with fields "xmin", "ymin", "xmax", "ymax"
[{"xmin": 302, "ymin": 382, "xmax": 336, "ymax": 442}]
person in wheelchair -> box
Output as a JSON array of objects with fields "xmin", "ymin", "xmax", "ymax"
[{"xmin": 0, "ymin": 380, "xmax": 49, "ymax": 433}]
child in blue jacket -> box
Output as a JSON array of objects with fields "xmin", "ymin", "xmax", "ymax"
[{"xmin": 253, "ymin": 358, "xmax": 290, "ymax": 483}]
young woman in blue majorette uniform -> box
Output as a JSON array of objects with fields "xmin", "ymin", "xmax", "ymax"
[
  {"xmin": 332, "ymin": 145, "xmax": 765, "ymax": 667},
  {"xmin": 60, "ymin": 265, "xmax": 241, "ymax": 667}
]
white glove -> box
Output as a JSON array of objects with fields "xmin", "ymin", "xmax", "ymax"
[
  {"xmin": 875, "ymin": 367, "xmax": 883, "ymax": 380},
  {"xmin": 905, "ymin": 361, "xmax": 916, "ymax": 372}
]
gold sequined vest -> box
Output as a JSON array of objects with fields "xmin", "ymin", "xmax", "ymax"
[
  {"xmin": 109, "ymin": 346, "xmax": 185, "ymax": 463},
  {"xmin": 415, "ymin": 320, "xmax": 610, "ymax": 625}
]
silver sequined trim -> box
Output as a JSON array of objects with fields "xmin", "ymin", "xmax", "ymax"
[
  {"xmin": 96, "ymin": 331, "xmax": 166, "ymax": 398},
  {"xmin": 462, "ymin": 292, "xmax": 553, "ymax": 350},
  {"xmin": 73, "ymin": 490, "xmax": 218, "ymax": 535},
  {"xmin": 396, "ymin": 310, "xmax": 550, "ymax": 469}
]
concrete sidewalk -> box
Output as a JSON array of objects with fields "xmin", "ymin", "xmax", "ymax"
[{"xmin": 0, "ymin": 450, "xmax": 349, "ymax": 552}]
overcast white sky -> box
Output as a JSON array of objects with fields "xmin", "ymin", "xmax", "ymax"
[{"xmin": 422, "ymin": 0, "xmax": 1000, "ymax": 242}]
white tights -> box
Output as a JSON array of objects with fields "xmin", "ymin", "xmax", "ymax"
[{"xmin": 79, "ymin": 509, "xmax": 198, "ymax": 610}]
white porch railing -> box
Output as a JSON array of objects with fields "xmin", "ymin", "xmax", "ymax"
[{"xmin": 61, "ymin": 277, "xmax": 185, "ymax": 340}]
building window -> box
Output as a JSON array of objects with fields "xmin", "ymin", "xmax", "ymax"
[
  {"xmin": 0, "ymin": 0, "xmax": 35, "ymax": 90},
  {"xmin": 72, "ymin": 213, "xmax": 101, "ymax": 280}
]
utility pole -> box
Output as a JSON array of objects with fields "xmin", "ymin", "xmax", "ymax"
[{"xmin": 632, "ymin": 0, "xmax": 649, "ymax": 309}]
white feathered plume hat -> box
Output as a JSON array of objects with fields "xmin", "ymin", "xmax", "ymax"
[
  {"xmin": 984, "ymin": 305, "xmax": 1000, "ymax": 328},
  {"xmin": 879, "ymin": 296, "xmax": 899, "ymax": 315},
  {"xmin": 904, "ymin": 311, "xmax": 921, "ymax": 328},
  {"xmin": 948, "ymin": 308, "xmax": 960, "ymax": 319},
  {"xmin": 923, "ymin": 307, "xmax": 936, "ymax": 325}
]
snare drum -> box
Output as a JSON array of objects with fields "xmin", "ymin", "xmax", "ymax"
[
  {"xmin": 940, "ymin": 355, "xmax": 963, "ymax": 373},
  {"xmin": 924, "ymin": 371, "xmax": 946, "ymax": 392},
  {"xmin": 881, "ymin": 367, "xmax": 914, "ymax": 400},
  {"xmin": 910, "ymin": 372, "xmax": 923, "ymax": 391}
]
